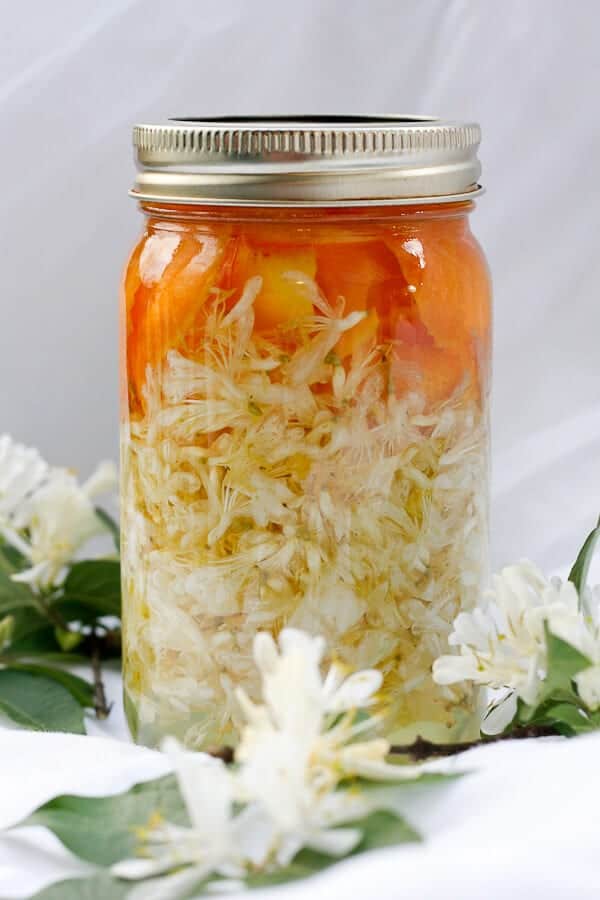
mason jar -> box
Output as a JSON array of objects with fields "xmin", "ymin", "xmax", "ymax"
[{"xmin": 120, "ymin": 117, "xmax": 491, "ymax": 749}]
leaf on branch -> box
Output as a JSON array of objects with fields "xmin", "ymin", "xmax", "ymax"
[
  {"xmin": 541, "ymin": 627, "xmax": 590, "ymax": 701},
  {"xmin": 568, "ymin": 514, "xmax": 600, "ymax": 597},
  {"xmin": 19, "ymin": 775, "xmax": 188, "ymax": 866},
  {"xmin": 54, "ymin": 627, "xmax": 84, "ymax": 653},
  {"xmin": 8, "ymin": 613, "xmax": 56, "ymax": 646},
  {"xmin": 0, "ymin": 567, "xmax": 37, "ymax": 614},
  {"xmin": 245, "ymin": 847, "xmax": 344, "ymax": 888},
  {"xmin": 5, "ymin": 663, "xmax": 94, "ymax": 708},
  {"xmin": 0, "ymin": 541, "xmax": 28, "ymax": 572},
  {"xmin": 6, "ymin": 621, "xmax": 86, "ymax": 663},
  {"xmin": 539, "ymin": 702, "xmax": 595, "ymax": 736},
  {"xmin": 354, "ymin": 808, "xmax": 421, "ymax": 848},
  {"xmin": 62, "ymin": 560, "xmax": 121, "ymax": 618},
  {"xmin": 517, "ymin": 626, "xmax": 592, "ymax": 732},
  {"xmin": 16, "ymin": 772, "xmax": 432, "ymax": 895},
  {"xmin": 94, "ymin": 506, "xmax": 120, "ymax": 552},
  {"xmin": 53, "ymin": 600, "xmax": 109, "ymax": 628},
  {"xmin": 31, "ymin": 873, "xmax": 130, "ymax": 900},
  {"xmin": 353, "ymin": 771, "xmax": 464, "ymax": 800},
  {"xmin": 0, "ymin": 669, "xmax": 85, "ymax": 733},
  {"xmin": 0, "ymin": 614, "xmax": 15, "ymax": 646}
]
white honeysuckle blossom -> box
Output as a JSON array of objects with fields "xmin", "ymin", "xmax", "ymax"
[
  {"xmin": 235, "ymin": 629, "xmax": 420, "ymax": 861},
  {"xmin": 0, "ymin": 434, "xmax": 117, "ymax": 590},
  {"xmin": 113, "ymin": 738, "xmax": 251, "ymax": 898},
  {"xmin": 432, "ymin": 560, "xmax": 600, "ymax": 732},
  {"xmin": 433, "ymin": 561, "xmax": 568, "ymax": 703},
  {"xmin": 239, "ymin": 628, "xmax": 418, "ymax": 782},
  {"xmin": 112, "ymin": 628, "xmax": 424, "ymax": 890},
  {"xmin": 0, "ymin": 434, "xmax": 48, "ymax": 538}
]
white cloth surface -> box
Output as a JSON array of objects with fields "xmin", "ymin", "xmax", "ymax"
[{"xmin": 1, "ymin": 2, "xmax": 600, "ymax": 898}]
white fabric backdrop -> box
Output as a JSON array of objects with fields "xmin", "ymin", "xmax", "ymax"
[{"xmin": 0, "ymin": 4, "xmax": 600, "ymax": 897}]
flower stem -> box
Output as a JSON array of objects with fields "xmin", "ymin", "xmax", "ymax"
[
  {"xmin": 37, "ymin": 596, "xmax": 70, "ymax": 632},
  {"xmin": 90, "ymin": 627, "xmax": 112, "ymax": 720},
  {"xmin": 389, "ymin": 725, "xmax": 561, "ymax": 760},
  {"xmin": 207, "ymin": 746, "xmax": 235, "ymax": 764}
]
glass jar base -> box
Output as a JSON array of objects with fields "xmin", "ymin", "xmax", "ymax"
[{"xmin": 124, "ymin": 686, "xmax": 481, "ymax": 751}]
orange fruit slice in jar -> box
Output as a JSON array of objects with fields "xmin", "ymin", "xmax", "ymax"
[
  {"xmin": 123, "ymin": 234, "xmax": 145, "ymax": 331},
  {"xmin": 386, "ymin": 219, "xmax": 492, "ymax": 405},
  {"xmin": 126, "ymin": 229, "xmax": 225, "ymax": 411},
  {"xmin": 226, "ymin": 236, "xmax": 316, "ymax": 331},
  {"xmin": 391, "ymin": 335, "xmax": 464, "ymax": 408},
  {"xmin": 315, "ymin": 240, "xmax": 418, "ymax": 358}
]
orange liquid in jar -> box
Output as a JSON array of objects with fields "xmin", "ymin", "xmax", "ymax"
[{"xmin": 120, "ymin": 203, "xmax": 491, "ymax": 748}]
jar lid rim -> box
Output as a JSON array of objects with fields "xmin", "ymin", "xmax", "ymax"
[{"xmin": 131, "ymin": 116, "xmax": 483, "ymax": 205}]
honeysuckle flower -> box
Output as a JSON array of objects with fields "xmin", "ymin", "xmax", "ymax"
[
  {"xmin": 110, "ymin": 629, "xmax": 432, "ymax": 890},
  {"xmin": 433, "ymin": 561, "xmax": 563, "ymax": 703},
  {"xmin": 0, "ymin": 434, "xmax": 48, "ymax": 545},
  {"xmin": 112, "ymin": 730, "xmax": 372, "ymax": 893},
  {"xmin": 234, "ymin": 628, "xmax": 420, "ymax": 860},
  {"xmin": 249, "ymin": 628, "xmax": 384, "ymax": 723},
  {"xmin": 0, "ymin": 433, "xmax": 117, "ymax": 590},
  {"xmin": 433, "ymin": 561, "xmax": 600, "ymax": 730},
  {"xmin": 10, "ymin": 461, "xmax": 118, "ymax": 590},
  {"xmin": 479, "ymin": 689, "xmax": 519, "ymax": 735},
  {"xmin": 112, "ymin": 738, "xmax": 249, "ymax": 891}
]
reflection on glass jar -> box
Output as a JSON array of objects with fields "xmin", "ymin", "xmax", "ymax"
[{"xmin": 121, "ymin": 119, "xmax": 491, "ymax": 749}]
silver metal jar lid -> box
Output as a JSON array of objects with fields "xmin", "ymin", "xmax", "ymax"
[{"xmin": 131, "ymin": 116, "xmax": 482, "ymax": 207}]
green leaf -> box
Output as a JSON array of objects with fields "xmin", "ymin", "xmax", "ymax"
[
  {"xmin": 246, "ymin": 848, "xmax": 339, "ymax": 888},
  {"xmin": 354, "ymin": 808, "xmax": 421, "ymax": 848},
  {"xmin": 20, "ymin": 775, "xmax": 188, "ymax": 866},
  {"xmin": 584, "ymin": 707, "xmax": 600, "ymax": 730},
  {"xmin": 517, "ymin": 626, "xmax": 592, "ymax": 728},
  {"xmin": 0, "ymin": 567, "xmax": 37, "ymax": 613},
  {"xmin": 347, "ymin": 770, "xmax": 464, "ymax": 791},
  {"xmin": 0, "ymin": 614, "xmax": 15, "ymax": 647},
  {"xmin": 541, "ymin": 702, "xmax": 594, "ymax": 735},
  {"xmin": 54, "ymin": 627, "xmax": 84, "ymax": 653},
  {"xmin": 95, "ymin": 507, "xmax": 120, "ymax": 551},
  {"xmin": 22, "ymin": 777, "xmax": 428, "ymax": 898},
  {"xmin": 31, "ymin": 873, "xmax": 130, "ymax": 900},
  {"xmin": 62, "ymin": 560, "xmax": 121, "ymax": 617},
  {"xmin": 0, "ymin": 669, "xmax": 85, "ymax": 732},
  {"xmin": 5, "ymin": 620, "xmax": 86, "ymax": 663},
  {"xmin": 8, "ymin": 613, "xmax": 56, "ymax": 646},
  {"xmin": 514, "ymin": 696, "xmax": 589, "ymax": 736},
  {"xmin": 0, "ymin": 540, "xmax": 28, "ymax": 572},
  {"xmin": 569, "ymin": 514, "xmax": 600, "ymax": 597},
  {"xmin": 53, "ymin": 600, "xmax": 109, "ymax": 627},
  {"xmin": 543, "ymin": 627, "xmax": 590, "ymax": 696},
  {"xmin": 5, "ymin": 663, "xmax": 94, "ymax": 707}
]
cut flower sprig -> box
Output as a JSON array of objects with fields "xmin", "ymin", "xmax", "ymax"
[
  {"xmin": 111, "ymin": 627, "xmax": 427, "ymax": 895},
  {"xmin": 0, "ymin": 434, "xmax": 120, "ymax": 732},
  {"xmin": 432, "ymin": 515, "xmax": 600, "ymax": 740}
]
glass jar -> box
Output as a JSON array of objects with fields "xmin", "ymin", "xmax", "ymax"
[{"xmin": 121, "ymin": 118, "xmax": 491, "ymax": 749}]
